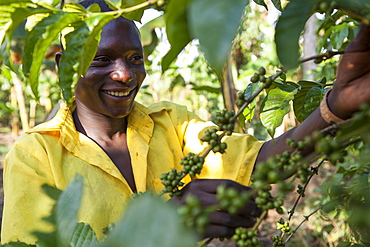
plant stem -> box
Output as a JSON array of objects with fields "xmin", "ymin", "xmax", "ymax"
[
  {"xmin": 287, "ymin": 159, "xmax": 325, "ymax": 222},
  {"xmin": 284, "ymin": 198, "xmax": 339, "ymax": 244},
  {"xmin": 252, "ymin": 210, "xmax": 268, "ymax": 232},
  {"xmin": 299, "ymin": 50, "xmax": 345, "ymax": 63}
]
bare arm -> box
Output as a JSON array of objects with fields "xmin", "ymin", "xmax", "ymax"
[{"xmin": 256, "ymin": 24, "xmax": 370, "ymax": 164}]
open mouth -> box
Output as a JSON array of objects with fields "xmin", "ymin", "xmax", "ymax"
[{"xmin": 103, "ymin": 90, "xmax": 132, "ymax": 97}]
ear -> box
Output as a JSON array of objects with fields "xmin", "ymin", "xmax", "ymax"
[{"xmin": 55, "ymin": 52, "xmax": 62, "ymax": 67}]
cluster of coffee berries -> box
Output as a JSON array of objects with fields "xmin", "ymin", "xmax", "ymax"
[
  {"xmin": 286, "ymin": 138, "xmax": 305, "ymax": 151},
  {"xmin": 353, "ymin": 104, "xmax": 370, "ymax": 121},
  {"xmin": 236, "ymin": 91, "xmax": 248, "ymax": 108},
  {"xmin": 250, "ymin": 67, "xmax": 273, "ymax": 89},
  {"xmin": 314, "ymin": 135, "xmax": 346, "ymax": 165},
  {"xmin": 212, "ymin": 109, "xmax": 235, "ymax": 135},
  {"xmin": 200, "ymin": 128, "xmax": 228, "ymax": 154},
  {"xmin": 177, "ymin": 194, "xmax": 210, "ymax": 234},
  {"xmin": 216, "ymin": 184, "xmax": 251, "ymax": 215},
  {"xmin": 160, "ymin": 153, "xmax": 205, "ymax": 196},
  {"xmin": 160, "ymin": 168, "xmax": 184, "ymax": 197},
  {"xmin": 232, "ymin": 227, "xmax": 261, "ymax": 247},
  {"xmin": 180, "ymin": 152, "xmax": 204, "ymax": 178},
  {"xmin": 254, "ymin": 186, "xmax": 284, "ymax": 213},
  {"xmin": 272, "ymin": 235, "xmax": 285, "ymax": 247},
  {"xmin": 296, "ymin": 184, "xmax": 305, "ymax": 197},
  {"xmin": 276, "ymin": 218, "xmax": 291, "ymax": 234}
]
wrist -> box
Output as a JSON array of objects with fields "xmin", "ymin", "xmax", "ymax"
[{"xmin": 320, "ymin": 89, "xmax": 346, "ymax": 124}]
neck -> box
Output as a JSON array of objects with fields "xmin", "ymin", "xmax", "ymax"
[{"xmin": 73, "ymin": 101, "xmax": 128, "ymax": 140}]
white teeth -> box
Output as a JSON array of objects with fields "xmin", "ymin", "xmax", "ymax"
[{"xmin": 104, "ymin": 90, "xmax": 130, "ymax": 97}]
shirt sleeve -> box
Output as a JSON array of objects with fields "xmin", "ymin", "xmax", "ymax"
[{"xmin": 1, "ymin": 134, "xmax": 56, "ymax": 244}]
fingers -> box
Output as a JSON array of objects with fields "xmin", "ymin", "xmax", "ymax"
[
  {"xmin": 204, "ymin": 211, "xmax": 256, "ymax": 238},
  {"xmin": 176, "ymin": 179, "xmax": 263, "ymax": 239},
  {"xmin": 208, "ymin": 211, "xmax": 257, "ymax": 228}
]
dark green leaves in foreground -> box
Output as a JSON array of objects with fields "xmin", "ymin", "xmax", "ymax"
[
  {"xmin": 275, "ymin": 0, "xmax": 317, "ymax": 69},
  {"xmin": 32, "ymin": 174, "xmax": 99, "ymax": 247},
  {"xmin": 275, "ymin": 0, "xmax": 370, "ymax": 69},
  {"xmin": 188, "ymin": 0, "xmax": 249, "ymax": 74},
  {"xmin": 163, "ymin": 0, "xmax": 250, "ymax": 74},
  {"xmin": 1, "ymin": 176, "xmax": 198, "ymax": 247},
  {"xmin": 162, "ymin": 0, "xmax": 191, "ymax": 72},
  {"xmin": 101, "ymin": 194, "xmax": 198, "ymax": 247},
  {"xmin": 58, "ymin": 14, "xmax": 114, "ymax": 103},
  {"xmin": 23, "ymin": 11, "xmax": 81, "ymax": 99}
]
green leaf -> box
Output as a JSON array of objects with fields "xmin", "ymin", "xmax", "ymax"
[
  {"xmin": 271, "ymin": 0, "xmax": 283, "ymax": 11},
  {"xmin": 0, "ymin": 0, "xmax": 34, "ymax": 45},
  {"xmin": 260, "ymin": 85, "xmax": 298, "ymax": 137},
  {"xmin": 242, "ymin": 82, "xmax": 263, "ymax": 122},
  {"xmin": 162, "ymin": 0, "xmax": 191, "ymax": 72},
  {"xmin": 140, "ymin": 15, "xmax": 165, "ymax": 46},
  {"xmin": 55, "ymin": 174, "xmax": 84, "ymax": 246},
  {"xmin": 59, "ymin": 13, "xmax": 114, "ymax": 102},
  {"xmin": 101, "ymin": 194, "xmax": 198, "ymax": 247},
  {"xmin": 69, "ymin": 223, "xmax": 98, "ymax": 247},
  {"xmin": 24, "ymin": 12, "xmax": 81, "ymax": 99},
  {"xmin": 33, "ymin": 176, "xmax": 89, "ymax": 247},
  {"xmin": 293, "ymin": 81, "xmax": 323, "ymax": 122},
  {"xmin": 188, "ymin": 0, "xmax": 248, "ymax": 73},
  {"xmin": 63, "ymin": 2, "xmax": 88, "ymax": 13},
  {"xmin": 143, "ymin": 29, "xmax": 158, "ymax": 59},
  {"xmin": 0, "ymin": 37, "xmax": 15, "ymax": 72},
  {"xmin": 191, "ymin": 85, "xmax": 220, "ymax": 94},
  {"xmin": 302, "ymin": 86, "xmax": 324, "ymax": 120},
  {"xmin": 41, "ymin": 184, "xmax": 62, "ymax": 201},
  {"xmin": 79, "ymin": 14, "xmax": 115, "ymax": 76},
  {"xmin": 275, "ymin": 0, "xmax": 317, "ymax": 69},
  {"xmin": 120, "ymin": 0, "xmax": 146, "ymax": 22},
  {"xmin": 34, "ymin": 175, "xmax": 85, "ymax": 247},
  {"xmin": 330, "ymin": 23, "xmax": 349, "ymax": 50},
  {"xmin": 59, "ymin": 22, "xmax": 90, "ymax": 102},
  {"xmin": 253, "ymin": 0, "xmax": 268, "ymax": 10}
]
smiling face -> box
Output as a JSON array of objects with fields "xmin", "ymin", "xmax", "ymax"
[{"xmin": 74, "ymin": 18, "xmax": 146, "ymax": 119}]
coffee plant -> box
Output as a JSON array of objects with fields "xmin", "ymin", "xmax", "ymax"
[{"xmin": 2, "ymin": 0, "xmax": 370, "ymax": 246}]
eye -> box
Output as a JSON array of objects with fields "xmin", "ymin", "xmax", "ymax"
[
  {"xmin": 94, "ymin": 56, "xmax": 110, "ymax": 62},
  {"xmin": 130, "ymin": 55, "xmax": 144, "ymax": 64},
  {"xmin": 92, "ymin": 56, "xmax": 111, "ymax": 65}
]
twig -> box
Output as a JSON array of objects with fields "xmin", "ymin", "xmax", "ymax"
[
  {"xmin": 284, "ymin": 198, "xmax": 340, "ymax": 244},
  {"xmin": 231, "ymin": 70, "xmax": 286, "ymax": 122},
  {"xmin": 252, "ymin": 210, "xmax": 268, "ymax": 232},
  {"xmin": 287, "ymin": 159, "xmax": 325, "ymax": 222},
  {"xmin": 299, "ymin": 50, "xmax": 345, "ymax": 63}
]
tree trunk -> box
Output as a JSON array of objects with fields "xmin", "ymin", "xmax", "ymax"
[
  {"xmin": 29, "ymin": 99, "xmax": 37, "ymax": 128},
  {"xmin": 10, "ymin": 87, "xmax": 19, "ymax": 137},
  {"xmin": 302, "ymin": 15, "xmax": 318, "ymax": 81},
  {"xmin": 220, "ymin": 58, "xmax": 237, "ymax": 112},
  {"xmin": 12, "ymin": 72, "xmax": 29, "ymax": 131}
]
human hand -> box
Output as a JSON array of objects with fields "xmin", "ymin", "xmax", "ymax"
[
  {"xmin": 170, "ymin": 179, "xmax": 262, "ymax": 238},
  {"xmin": 329, "ymin": 24, "xmax": 370, "ymax": 119}
]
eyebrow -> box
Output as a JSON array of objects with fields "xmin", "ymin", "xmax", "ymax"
[{"xmin": 96, "ymin": 46, "xmax": 143, "ymax": 55}]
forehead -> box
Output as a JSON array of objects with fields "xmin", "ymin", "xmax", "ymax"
[{"xmin": 98, "ymin": 18, "xmax": 142, "ymax": 51}]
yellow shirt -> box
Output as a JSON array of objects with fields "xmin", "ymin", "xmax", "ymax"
[{"xmin": 2, "ymin": 101, "xmax": 263, "ymax": 244}]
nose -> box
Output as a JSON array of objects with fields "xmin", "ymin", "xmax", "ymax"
[{"xmin": 110, "ymin": 60, "xmax": 135, "ymax": 83}]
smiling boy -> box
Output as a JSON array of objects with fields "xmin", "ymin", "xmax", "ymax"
[{"xmin": 2, "ymin": 0, "xmax": 370, "ymax": 244}]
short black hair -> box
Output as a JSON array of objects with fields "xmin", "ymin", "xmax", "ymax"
[
  {"xmin": 78, "ymin": 0, "xmax": 113, "ymax": 12},
  {"xmin": 60, "ymin": 0, "xmax": 137, "ymax": 51}
]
